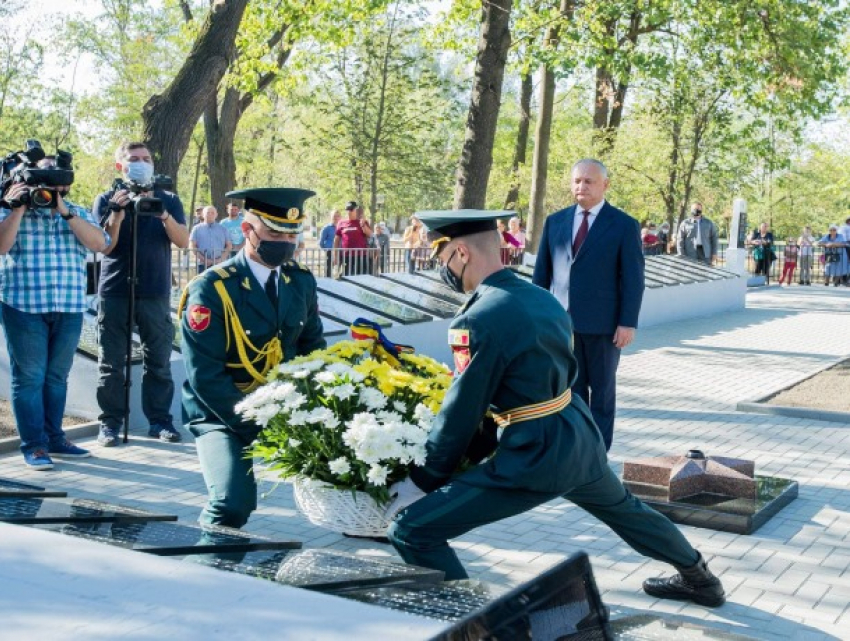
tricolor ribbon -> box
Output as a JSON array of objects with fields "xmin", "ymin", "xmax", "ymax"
[{"xmin": 350, "ymin": 318, "xmax": 414, "ymax": 367}]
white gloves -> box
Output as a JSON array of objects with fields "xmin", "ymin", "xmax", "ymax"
[{"xmin": 384, "ymin": 477, "xmax": 426, "ymax": 520}]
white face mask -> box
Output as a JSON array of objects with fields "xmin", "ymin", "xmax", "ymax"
[{"xmin": 125, "ymin": 161, "xmax": 154, "ymax": 185}]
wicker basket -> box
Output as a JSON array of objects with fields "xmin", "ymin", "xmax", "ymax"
[{"xmin": 292, "ymin": 476, "xmax": 390, "ymax": 537}]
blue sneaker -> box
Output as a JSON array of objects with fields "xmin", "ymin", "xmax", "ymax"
[
  {"xmin": 97, "ymin": 425, "xmax": 119, "ymax": 447},
  {"xmin": 48, "ymin": 439, "xmax": 91, "ymax": 459},
  {"xmin": 23, "ymin": 449, "xmax": 54, "ymax": 471},
  {"xmin": 148, "ymin": 423, "xmax": 182, "ymax": 443}
]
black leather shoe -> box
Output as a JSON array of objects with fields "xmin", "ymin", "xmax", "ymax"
[{"xmin": 643, "ymin": 552, "xmax": 725, "ymax": 607}]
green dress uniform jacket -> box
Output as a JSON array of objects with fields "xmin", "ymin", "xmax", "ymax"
[
  {"xmin": 390, "ymin": 268, "xmax": 699, "ymax": 580},
  {"xmin": 180, "ymin": 251, "xmax": 326, "ymax": 444},
  {"xmin": 409, "ymin": 268, "xmax": 608, "ymax": 494}
]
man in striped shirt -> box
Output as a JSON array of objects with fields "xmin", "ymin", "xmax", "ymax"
[{"xmin": 0, "ymin": 162, "xmax": 110, "ymax": 470}]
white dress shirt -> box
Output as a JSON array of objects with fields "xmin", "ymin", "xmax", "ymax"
[{"xmin": 246, "ymin": 254, "xmax": 280, "ymax": 295}]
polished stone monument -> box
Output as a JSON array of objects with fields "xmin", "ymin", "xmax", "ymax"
[{"xmin": 623, "ymin": 449, "xmax": 797, "ymax": 534}]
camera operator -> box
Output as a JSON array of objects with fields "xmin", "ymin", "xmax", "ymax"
[
  {"xmin": 0, "ymin": 155, "xmax": 110, "ymax": 470},
  {"xmin": 93, "ymin": 141, "xmax": 189, "ymax": 447}
]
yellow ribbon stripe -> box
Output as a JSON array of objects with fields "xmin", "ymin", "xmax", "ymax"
[
  {"xmin": 490, "ymin": 388, "xmax": 572, "ymax": 428},
  {"xmin": 214, "ymin": 280, "xmax": 283, "ymax": 393}
]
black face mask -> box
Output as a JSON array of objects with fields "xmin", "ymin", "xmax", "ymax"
[
  {"xmin": 439, "ymin": 249, "xmax": 466, "ymax": 293},
  {"xmin": 248, "ymin": 225, "xmax": 296, "ymax": 267}
]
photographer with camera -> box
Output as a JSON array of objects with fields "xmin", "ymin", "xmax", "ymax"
[
  {"xmin": 0, "ymin": 145, "xmax": 110, "ymax": 470},
  {"xmin": 93, "ymin": 141, "xmax": 189, "ymax": 447}
]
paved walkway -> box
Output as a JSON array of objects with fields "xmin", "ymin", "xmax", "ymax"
[{"xmin": 2, "ymin": 286, "xmax": 849, "ymax": 640}]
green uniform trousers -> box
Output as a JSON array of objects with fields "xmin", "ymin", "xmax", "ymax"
[
  {"xmin": 195, "ymin": 429, "xmax": 257, "ymax": 528},
  {"xmin": 388, "ymin": 465, "xmax": 698, "ymax": 581}
]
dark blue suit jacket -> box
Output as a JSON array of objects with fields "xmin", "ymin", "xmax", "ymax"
[{"xmin": 532, "ymin": 202, "xmax": 645, "ymax": 335}]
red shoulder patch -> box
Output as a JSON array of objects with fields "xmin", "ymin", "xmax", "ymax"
[
  {"xmin": 187, "ymin": 305, "xmax": 211, "ymax": 332},
  {"xmin": 452, "ymin": 346, "xmax": 471, "ymax": 374}
]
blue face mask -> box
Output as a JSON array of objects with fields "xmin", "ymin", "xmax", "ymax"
[{"xmin": 125, "ymin": 161, "xmax": 154, "ymax": 186}]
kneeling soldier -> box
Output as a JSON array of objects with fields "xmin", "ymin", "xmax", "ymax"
[
  {"xmin": 180, "ymin": 188, "xmax": 325, "ymax": 528},
  {"xmin": 385, "ymin": 210, "xmax": 725, "ymax": 608}
]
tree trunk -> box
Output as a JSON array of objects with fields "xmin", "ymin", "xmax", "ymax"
[
  {"xmin": 142, "ymin": 0, "xmax": 249, "ymax": 190},
  {"xmin": 204, "ymin": 87, "xmax": 241, "ymax": 214},
  {"xmin": 526, "ymin": 65, "xmax": 555, "ymax": 253},
  {"xmin": 453, "ymin": 0, "xmax": 513, "ymax": 209},
  {"xmin": 525, "ymin": 0, "xmax": 571, "ymax": 252},
  {"xmin": 503, "ymin": 71, "xmax": 532, "ymax": 210}
]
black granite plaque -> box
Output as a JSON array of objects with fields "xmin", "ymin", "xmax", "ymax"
[
  {"xmin": 379, "ymin": 272, "xmax": 468, "ymax": 305},
  {"xmin": 342, "ymin": 581, "xmax": 496, "ymax": 622},
  {"xmin": 348, "ymin": 275, "xmax": 457, "ymax": 319},
  {"xmin": 623, "ymin": 476, "xmax": 798, "ymax": 534},
  {"xmin": 318, "ymin": 280, "xmax": 433, "ymax": 324},
  {"xmin": 429, "ymin": 552, "xmax": 611, "ymax": 640},
  {"xmin": 655, "ymin": 254, "xmax": 737, "ymax": 279},
  {"xmin": 176, "ymin": 548, "xmax": 443, "ymax": 592},
  {"xmin": 316, "ymin": 290, "xmax": 394, "ymax": 327},
  {"xmin": 0, "ymin": 478, "xmax": 67, "ymax": 498},
  {"xmin": 31, "ymin": 520, "xmax": 300, "ymax": 555},
  {"xmin": 0, "ymin": 496, "xmax": 177, "ymax": 525}
]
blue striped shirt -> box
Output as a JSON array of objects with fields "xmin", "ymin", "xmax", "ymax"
[{"xmin": 0, "ymin": 202, "xmax": 110, "ymax": 313}]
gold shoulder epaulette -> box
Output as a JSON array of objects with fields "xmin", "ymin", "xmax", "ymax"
[
  {"xmin": 177, "ymin": 268, "xmax": 231, "ymax": 319},
  {"xmin": 281, "ymin": 259, "xmax": 311, "ymax": 273}
]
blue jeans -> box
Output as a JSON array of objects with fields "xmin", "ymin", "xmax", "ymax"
[{"xmin": 1, "ymin": 304, "xmax": 82, "ymax": 454}]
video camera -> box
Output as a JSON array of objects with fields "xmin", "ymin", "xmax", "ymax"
[
  {"xmin": 0, "ymin": 140, "xmax": 75, "ymax": 209},
  {"xmin": 109, "ymin": 173, "xmax": 173, "ymax": 216}
]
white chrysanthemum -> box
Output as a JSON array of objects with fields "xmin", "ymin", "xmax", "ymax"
[
  {"xmin": 288, "ymin": 410, "xmax": 310, "ymax": 426},
  {"xmin": 326, "ymin": 362, "xmax": 354, "ymax": 376},
  {"xmin": 392, "ymin": 400, "xmax": 407, "ymax": 413},
  {"xmin": 329, "ymin": 457, "xmax": 351, "ymax": 475},
  {"xmin": 314, "ymin": 371, "xmax": 337, "ymax": 385},
  {"xmin": 282, "ymin": 393, "xmax": 307, "ymax": 411},
  {"xmin": 270, "ymin": 382, "xmax": 298, "ymax": 401},
  {"xmin": 331, "ymin": 384, "xmax": 357, "ymax": 400},
  {"xmin": 347, "ymin": 370, "xmax": 365, "ymax": 383},
  {"xmin": 367, "ymin": 464, "xmax": 389, "ymax": 486},
  {"xmin": 300, "ymin": 359, "xmax": 325, "ymax": 372},
  {"xmin": 253, "ymin": 404, "xmax": 280, "ymax": 428},
  {"xmin": 359, "ymin": 387, "xmax": 387, "ymax": 411},
  {"xmin": 305, "ymin": 407, "xmax": 337, "ymax": 427},
  {"xmin": 376, "ymin": 410, "xmax": 403, "ymax": 424},
  {"xmin": 288, "ymin": 438, "xmax": 302, "ymax": 448},
  {"xmin": 291, "ymin": 369, "xmax": 311, "ymax": 379}
]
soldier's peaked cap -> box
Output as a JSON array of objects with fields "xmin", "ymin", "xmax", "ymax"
[
  {"xmin": 416, "ymin": 209, "xmax": 515, "ymax": 257},
  {"xmin": 226, "ymin": 187, "xmax": 316, "ymax": 233}
]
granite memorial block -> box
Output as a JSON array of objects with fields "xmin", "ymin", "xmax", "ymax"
[
  {"xmin": 0, "ymin": 496, "xmax": 177, "ymax": 525},
  {"xmin": 174, "ymin": 547, "xmax": 443, "ymax": 592},
  {"xmin": 316, "ymin": 291, "xmax": 394, "ymax": 328},
  {"xmin": 378, "ymin": 273, "xmax": 468, "ymax": 305},
  {"xmin": 0, "ymin": 478, "xmax": 67, "ymax": 498},
  {"xmin": 32, "ymin": 520, "xmax": 301, "ymax": 556},
  {"xmin": 349, "ymin": 275, "xmax": 457, "ymax": 319},
  {"xmin": 318, "ymin": 280, "xmax": 433, "ymax": 324},
  {"xmin": 623, "ymin": 450, "xmax": 797, "ymax": 534}
]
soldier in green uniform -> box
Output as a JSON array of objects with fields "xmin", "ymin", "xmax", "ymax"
[
  {"xmin": 385, "ymin": 210, "xmax": 725, "ymax": 608},
  {"xmin": 179, "ymin": 188, "xmax": 325, "ymax": 528}
]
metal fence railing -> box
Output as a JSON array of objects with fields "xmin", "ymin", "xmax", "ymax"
[
  {"xmin": 169, "ymin": 245, "xmax": 527, "ymax": 287},
  {"xmin": 642, "ymin": 240, "xmax": 845, "ymax": 285}
]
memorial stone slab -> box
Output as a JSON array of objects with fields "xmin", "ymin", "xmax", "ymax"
[
  {"xmin": 31, "ymin": 520, "xmax": 300, "ymax": 556},
  {"xmin": 0, "ymin": 478, "xmax": 67, "ymax": 498},
  {"xmin": 379, "ymin": 273, "xmax": 468, "ymax": 306},
  {"xmin": 348, "ymin": 275, "xmax": 457, "ymax": 319},
  {"xmin": 175, "ymin": 547, "xmax": 443, "ymax": 592},
  {"xmin": 0, "ymin": 496, "xmax": 177, "ymax": 525},
  {"xmin": 316, "ymin": 291, "xmax": 394, "ymax": 328},
  {"xmin": 318, "ymin": 280, "xmax": 433, "ymax": 324}
]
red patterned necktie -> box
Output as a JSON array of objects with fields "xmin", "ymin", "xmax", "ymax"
[{"xmin": 572, "ymin": 210, "xmax": 590, "ymax": 255}]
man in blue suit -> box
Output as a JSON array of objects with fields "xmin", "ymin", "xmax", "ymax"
[{"xmin": 532, "ymin": 159, "xmax": 644, "ymax": 450}]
